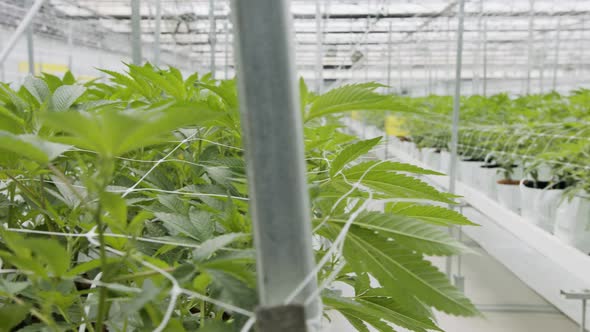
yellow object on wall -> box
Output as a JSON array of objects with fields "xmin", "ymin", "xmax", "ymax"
[
  {"xmin": 18, "ymin": 62, "xmax": 69, "ymax": 74},
  {"xmin": 385, "ymin": 115, "xmax": 409, "ymax": 137}
]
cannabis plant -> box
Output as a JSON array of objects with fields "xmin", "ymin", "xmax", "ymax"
[{"xmin": 0, "ymin": 65, "xmax": 476, "ymax": 332}]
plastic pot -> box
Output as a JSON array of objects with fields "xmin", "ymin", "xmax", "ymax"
[
  {"xmin": 421, "ymin": 148, "xmax": 440, "ymax": 170},
  {"xmin": 473, "ymin": 164, "xmax": 503, "ymax": 198},
  {"xmin": 524, "ymin": 162, "xmax": 553, "ymax": 182},
  {"xmin": 496, "ymin": 179, "xmax": 521, "ymax": 214},
  {"xmin": 554, "ymin": 193, "xmax": 590, "ymax": 254},
  {"xmin": 519, "ymin": 180, "xmax": 566, "ymax": 233},
  {"xmin": 458, "ymin": 158, "xmax": 484, "ymax": 186},
  {"xmin": 440, "ymin": 151, "xmax": 451, "ymax": 174}
]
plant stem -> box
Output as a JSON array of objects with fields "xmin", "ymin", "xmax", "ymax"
[
  {"xmin": 200, "ymin": 300, "xmax": 206, "ymax": 327},
  {"xmin": 94, "ymin": 203, "xmax": 108, "ymax": 332}
]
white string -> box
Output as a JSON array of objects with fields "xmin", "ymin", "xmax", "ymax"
[
  {"xmin": 284, "ymin": 159, "xmax": 383, "ymax": 305},
  {"xmin": 169, "ymin": 137, "xmax": 244, "ymax": 151},
  {"xmin": 83, "ymin": 226, "xmax": 254, "ymax": 329},
  {"xmin": 123, "ymin": 132, "xmax": 198, "ymax": 198},
  {"xmin": 79, "ymin": 272, "xmax": 102, "ymax": 332}
]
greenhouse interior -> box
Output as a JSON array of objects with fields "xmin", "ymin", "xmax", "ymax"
[{"xmin": 0, "ymin": 0, "xmax": 590, "ymax": 331}]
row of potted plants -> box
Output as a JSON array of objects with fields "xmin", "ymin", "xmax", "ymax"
[{"xmin": 377, "ymin": 90, "xmax": 590, "ymax": 254}]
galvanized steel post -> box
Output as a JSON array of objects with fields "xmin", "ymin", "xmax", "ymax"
[
  {"xmin": 131, "ymin": 0, "xmax": 142, "ymax": 65},
  {"xmin": 449, "ymin": 0, "xmax": 465, "ymax": 196},
  {"xmin": 26, "ymin": 0, "xmax": 35, "ymax": 74},
  {"xmin": 315, "ymin": 0, "xmax": 323, "ymax": 93},
  {"xmin": 447, "ymin": 0, "xmax": 466, "ymax": 278},
  {"xmin": 154, "ymin": 0, "xmax": 161, "ymax": 66},
  {"xmin": 229, "ymin": 0, "xmax": 320, "ymax": 329},
  {"xmin": 385, "ymin": 22, "xmax": 393, "ymax": 159},
  {"xmin": 209, "ymin": 0, "xmax": 216, "ymax": 77},
  {"xmin": 67, "ymin": 21, "xmax": 73, "ymax": 70},
  {"xmin": 0, "ymin": 0, "xmax": 45, "ymax": 67},
  {"xmin": 552, "ymin": 17, "xmax": 561, "ymax": 91},
  {"xmin": 525, "ymin": 0, "xmax": 535, "ymax": 95},
  {"xmin": 224, "ymin": 19, "xmax": 229, "ymax": 79},
  {"xmin": 482, "ymin": 17, "xmax": 488, "ymax": 96}
]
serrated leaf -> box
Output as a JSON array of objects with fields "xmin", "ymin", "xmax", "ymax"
[
  {"xmin": 331, "ymin": 137, "xmax": 381, "ymax": 177},
  {"xmin": 155, "ymin": 209, "xmax": 214, "ymax": 243},
  {"xmin": 194, "ymin": 233, "xmax": 248, "ymax": 261},
  {"xmin": 325, "ymin": 294, "xmax": 435, "ymax": 332},
  {"xmin": 329, "ymin": 212, "xmax": 469, "ymax": 256},
  {"xmin": 0, "ymin": 131, "xmax": 70, "ymax": 164},
  {"xmin": 23, "ymin": 75, "xmax": 50, "ymax": 103},
  {"xmin": 340, "ymin": 227, "xmax": 478, "ymax": 316},
  {"xmin": 343, "ymin": 160, "xmax": 443, "ymax": 178},
  {"xmin": 51, "ymin": 85, "xmax": 86, "ymax": 111},
  {"xmin": 0, "ymin": 304, "xmax": 31, "ymax": 330},
  {"xmin": 356, "ymin": 172, "xmax": 456, "ymax": 204},
  {"xmin": 392, "ymin": 205, "xmax": 477, "ymax": 226},
  {"xmin": 306, "ymin": 84, "xmax": 404, "ymax": 122}
]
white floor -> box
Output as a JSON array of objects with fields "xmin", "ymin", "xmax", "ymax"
[{"xmin": 324, "ymin": 237, "xmax": 580, "ymax": 332}]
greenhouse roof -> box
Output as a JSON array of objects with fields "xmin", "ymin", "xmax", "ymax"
[{"xmin": 1, "ymin": 0, "xmax": 588, "ymax": 93}]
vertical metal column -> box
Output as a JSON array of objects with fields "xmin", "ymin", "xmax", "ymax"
[
  {"xmin": 0, "ymin": 0, "xmax": 45, "ymax": 67},
  {"xmin": 552, "ymin": 17, "xmax": 561, "ymax": 91},
  {"xmin": 131, "ymin": 0, "xmax": 142, "ymax": 65},
  {"xmin": 427, "ymin": 50, "xmax": 432, "ymax": 95},
  {"xmin": 482, "ymin": 17, "xmax": 488, "ymax": 96},
  {"xmin": 525, "ymin": 0, "xmax": 535, "ymax": 95},
  {"xmin": 449, "ymin": 0, "xmax": 466, "ymax": 198},
  {"xmin": 582, "ymin": 299, "xmax": 587, "ymax": 332},
  {"xmin": 473, "ymin": 0, "xmax": 483, "ymax": 95},
  {"xmin": 0, "ymin": 33, "xmax": 4, "ymax": 81},
  {"xmin": 224, "ymin": 19, "xmax": 230, "ymax": 79},
  {"xmin": 26, "ymin": 0, "xmax": 35, "ymax": 74},
  {"xmin": 581, "ymin": 21, "xmax": 586, "ymax": 82},
  {"xmin": 67, "ymin": 21, "xmax": 73, "ymax": 70},
  {"xmin": 398, "ymin": 42, "xmax": 403, "ymax": 94},
  {"xmin": 154, "ymin": 0, "xmax": 161, "ymax": 66},
  {"xmin": 229, "ymin": 0, "xmax": 320, "ymax": 327},
  {"xmin": 540, "ymin": 32, "xmax": 547, "ymax": 93},
  {"xmin": 447, "ymin": 0, "xmax": 466, "ymax": 279},
  {"xmin": 209, "ymin": 0, "xmax": 216, "ymax": 77},
  {"xmin": 385, "ymin": 22, "xmax": 393, "ymax": 159},
  {"xmin": 315, "ymin": 0, "xmax": 323, "ymax": 93},
  {"xmin": 446, "ymin": 17, "xmax": 452, "ymax": 95}
]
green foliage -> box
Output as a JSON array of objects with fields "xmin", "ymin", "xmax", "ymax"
[{"xmin": 0, "ymin": 65, "xmax": 475, "ymax": 331}]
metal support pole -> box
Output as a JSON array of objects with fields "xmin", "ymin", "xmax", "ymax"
[
  {"xmin": 225, "ymin": 20, "xmax": 230, "ymax": 79},
  {"xmin": 483, "ymin": 17, "xmax": 488, "ymax": 96},
  {"xmin": 154, "ymin": 0, "xmax": 161, "ymax": 66},
  {"xmin": 67, "ymin": 21, "xmax": 73, "ymax": 70},
  {"xmin": 540, "ymin": 33, "xmax": 547, "ymax": 93},
  {"xmin": 473, "ymin": 0, "xmax": 483, "ymax": 95},
  {"xmin": 229, "ymin": 0, "xmax": 320, "ymax": 328},
  {"xmin": 446, "ymin": 17, "xmax": 452, "ymax": 95},
  {"xmin": 131, "ymin": 0, "xmax": 142, "ymax": 65},
  {"xmin": 561, "ymin": 290, "xmax": 590, "ymax": 332},
  {"xmin": 398, "ymin": 40, "xmax": 403, "ymax": 93},
  {"xmin": 583, "ymin": 299, "xmax": 587, "ymax": 332},
  {"xmin": 552, "ymin": 17, "xmax": 561, "ymax": 91},
  {"xmin": 26, "ymin": 0, "xmax": 35, "ymax": 74},
  {"xmin": 447, "ymin": 0, "xmax": 466, "ymax": 278},
  {"xmin": 525, "ymin": 0, "xmax": 535, "ymax": 95},
  {"xmin": 0, "ymin": 33, "xmax": 4, "ymax": 81},
  {"xmin": 385, "ymin": 22, "xmax": 392, "ymax": 159},
  {"xmin": 209, "ymin": 0, "xmax": 216, "ymax": 77},
  {"xmin": 315, "ymin": 0, "xmax": 323, "ymax": 93},
  {"xmin": 0, "ymin": 0, "xmax": 45, "ymax": 67},
  {"xmin": 449, "ymin": 0, "xmax": 465, "ymax": 196},
  {"xmin": 427, "ymin": 51, "xmax": 433, "ymax": 95}
]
